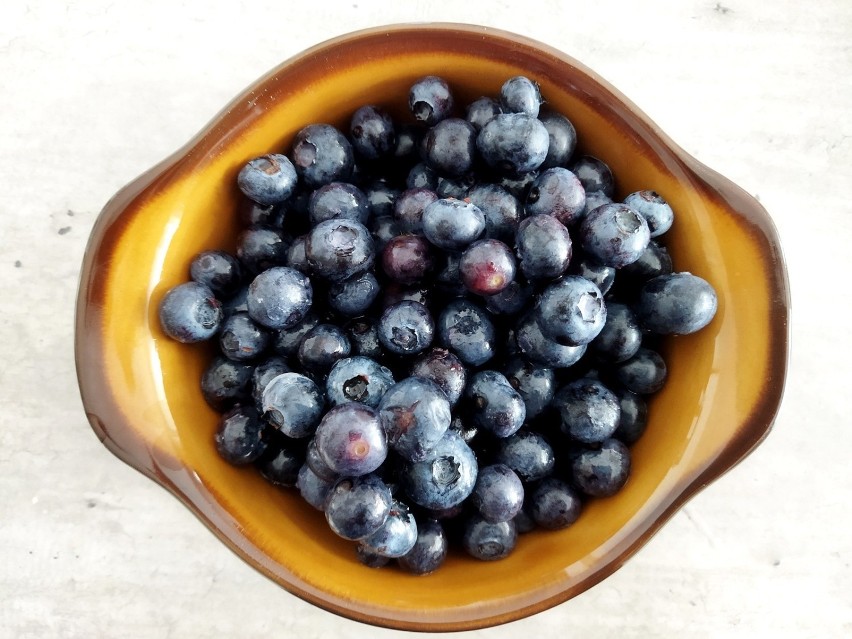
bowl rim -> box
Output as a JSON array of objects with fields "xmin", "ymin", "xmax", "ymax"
[{"xmin": 75, "ymin": 21, "xmax": 790, "ymax": 632}]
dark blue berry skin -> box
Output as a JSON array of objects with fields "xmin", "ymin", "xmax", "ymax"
[
  {"xmin": 459, "ymin": 239, "xmax": 516, "ymax": 296},
  {"xmin": 503, "ymin": 357, "xmax": 556, "ymax": 420},
  {"xmin": 496, "ymin": 170, "xmax": 539, "ymax": 200},
  {"xmin": 214, "ymin": 405, "xmax": 268, "ymax": 465},
  {"xmin": 409, "ymin": 76, "xmax": 454, "ymax": 126},
  {"xmin": 393, "ymin": 188, "xmax": 439, "ymax": 235},
  {"xmin": 297, "ymin": 463, "xmax": 336, "ymax": 510},
  {"xmin": 421, "ymin": 198, "xmax": 486, "ymax": 251},
  {"xmin": 382, "ymin": 283, "xmax": 431, "ymax": 310},
  {"xmin": 465, "ymin": 370, "xmax": 526, "ymax": 439},
  {"xmin": 290, "ymin": 123, "xmax": 354, "ymax": 188},
  {"xmin": 327, "ymin": 271, "xmax": 380, "ymax": 317},
  {"xmin": 556, "ymin": 378, "xmax": 621, "ymax": 443},
  {"xmin": 525, "ymin": 167, "xmax": 586, "ymax": 226},
  {"xmin": 364, "ymin": 180, "xmax": 401, "ymax": 218},
  {"xmin": 635, "ymin": 272, "xmax": 718, "ymax": 335},
  {"xmin": 251, "ymin": 356, "xmax": 290, "ymax": 409},
  {"xmin": 402, "ymin": 431, "xmax": 478, "ymax": 510},
  {"xmin": 378, "ymin": 377, "xmax": 451, "ymax": 462},
  {"xmin": 239, "ymin": 199, "xmax": 285, "ymax": 228},
  {"xmin": 465, "ymin": 96, "xmax": 502, "ymax": 131},
  {"xmin": 325, "ymin": 474, "xmax": 392, "ymax": 540},
  {"xmin": 397, "ymin": 518, "xmax": 448, "ymax": 575},
  {"xmin": 448, "ymin": 415, "xmax": 479, "ymax": 447},
  {"xmin": 378, "ymin": 300, "xmax": 434, "ymax": 356},
  {"xmin": 572, "ymin": 438, "xmax": 631, "ymax": 497},
  {"xmin": 512, "ymin": 506, "xmax": 536, "ymax": 534},
  {"xmin": 271, "ymin": 311, "xmax": 319, "ymax": 357},
  {"xmin": 500, "ymin": 76, "xmax": 541, "ymax": 117},
  {"xmin": 257, "ymin": 439, "xmax": 304, "ymax": 488},
  {"xmin": 392, "ymin": 124, "xmax": 421, "ymax": 162},
  {"xmin": 190, "ymin": 250, "xmax": 242, "ymax": 298},
  {"xmin": 579, "ymin": 203, "xmax": 651, "ymax": 269},
  {"xmin": 436, "ymin": 299, "xmax": 496, "ymax": 366},
  {"xmin": 315, "ymin": 403, "xmax": 388, "ymax": 477},
  {"xmin": 623, "ymin": 190, "xmax": 674, "ymax": 237},
  {"xmin": 536, "ymin": 275, "xmax": 607, "ymax": 346},
  {"xmin": 581, "ymin": 189, "xmax": 613, "ymax": 218},
  {"xmin": 326, "ymin": 356, "xmax": 395, "ymax": 408},
  {"xmin": 410, "ymin": 348, "xmax": 466, "ymax": 407},
  {"xmin": 305, "ymin": 219, "xmax": 375, "ymax": 283},
  {"xmin": 305, "ymin": 438, "xmax": 340, "ymax": 482},
  {"xmin": 298, "ymin": 323, "xmax": 351, "ymax": 373},
  {"xmin": 159, "ymin": 281, "xmax": 222, "ymax": 343},
  {"xmin": 494, "ymin": 430, "xmax": 556, "ymax": 483},
  {"xmin": 471, "ymin": 464, "xmax": 525, "ymax": 523},
  {"xmin": 406, "ymin": 162, "xmax": 439, "ymax": 190},
  {"xmin": 346, "ymin": 318, "xmax": 382, "ymax": 359},
  {"xmin": 620, "ymin": 240, "xmax": 673, "ymax": 282},
  {"xmin": 200, "ymin": 356, "xmax": 254, "ymax": 411},
  {"xmin": 484, "ymin": 278, "xmax": 534, "ymax": 316},
  {"xmin": 571, "ymin": 155, "xmax": 615, "ymax": 197},
  {"xmin": 514, "ymin": 214, "xmax": 572, "ymax": 280},
  {"xmin": 285, "ymin": 234, "xmax": 310, "ymax": 273},
  {"xmin": 613, "ymin": 388, "xmax": 649, "ymax": 445},
  {"xmin": 614, "ymin": 347, "xmax": 667, "ymax": 395},
  {"xmin": 568, "ymin": 252, "xmax": 616, "ymax": 296},
  {"xmin": 528, "ymin": 478, "xmax": 582, "ymax": 530},
  {"xmin": 477, "ymin": 113, "xmax": 550, "ymax": 175},
  {"xmin": 436, "ymin": 174, "xmax": 474, "ymax": 199},
  {"xmin": 237, "ymin": 154, "xmax": 298, "ymax": 205},
  {"xmin": 422, "ymin": 118, "xmax": 477, "ymax": 177},
  {"xmin": 434, "ymin": 251, "xmax": 467, "ymax": 297},
  {"xmin": 221, "ymin": 284, "xmax": 249, "ymax": 319},
  {"xmin": 261, "ymin": 372, "xmax": 325, "ymax": 438},
  {"xmin": 466, "ymin": 183, "xmax": 523, "ymax": 244},
  {"xmin": 308, "ymin": 181, "xmax": 370, "ymax": 226},
  {"xmin": 462, "ymin": 514, "xmax": 517, "ymax": 561},
  {"xmin": 382, "ymin": 234, "xmax": 434, "ymax": 285},
  {"xmin": 591, "ymin": 302, "xmax": 642, "ymax": 363},
  {"xmin": 218, "ymin": 312, "xmax": 270, "ymax": 362},
  {"xmin": 515, "ymin": 312, "xmax": 587, "ymax": 369},
  {"xmin": 236, "ymin": 226, "xmax": 289, "ymax": 274},
  {"xmin": 369, "ymin": 215, "xmax": 400, "ymax": 253},
  {"xmin": 539, "ymin": 111, "xmax": 578, "ymax": 169},
  {"xmin": 350, "ymin": 105, "xmax": 396, "ymax": 160},
  {"xmin": 355, "ymin": 545, "xmax": 391, "ymax": 568},
  {"xmin": 246, "ymin": 266, "xmax": 312, "ymax": 331},
  {"xmin": 361, "ymin": 499, "xmax": 418, "ymax": 557}
]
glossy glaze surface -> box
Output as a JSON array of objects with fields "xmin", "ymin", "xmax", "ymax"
[{"xmin": 75, "ymin": 23, "xmax": 789, "ymax": 631}]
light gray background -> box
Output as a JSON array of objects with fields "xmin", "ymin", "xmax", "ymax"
[{"xmin": 2, "ymin": 1, "xmax": 849, "ymax": 637}]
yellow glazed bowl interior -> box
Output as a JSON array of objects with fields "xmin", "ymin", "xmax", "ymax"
[{"xmin": 75, "ymin": 24, "xmax": 789, "ymax": 631}]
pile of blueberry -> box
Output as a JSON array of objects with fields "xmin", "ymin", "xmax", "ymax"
[{"xmin": 158, "ymin": 75, "xmax": 718, "ymax": 574}]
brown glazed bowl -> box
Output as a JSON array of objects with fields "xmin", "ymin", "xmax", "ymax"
[{"xmin": 75, "ymin": 23, "xmax": 789, "ymax": 631}]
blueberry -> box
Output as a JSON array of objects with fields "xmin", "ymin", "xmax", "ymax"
[
  {"xmin": 349, "ymin": 104, "xmax": 396, "ymax": 160},
  {"xmin": 382, "ymin": 283, "xmax": 431, "ymax": 310},
  {"xmin": 436, "ymin": 299, "xmax": 496, "ymax": 366},
  {"xmin": 406, "ymin": 162, "xmax": 439, "ymax": 190},
  {"xmin": 296, "ymin": 462, "xmax": 336, "ymax": 510},
  {"xmin": 459, "ymin": 239, "xmax": 516, "ymax": 296},
  {"xmin": 476, "ymin": 113, "xmax": 549, "ymax": 175},
  {"xmin": 448, "ymin": 414, "xmax": 479, "ymax": 446},
  {"xmin": 465, "ymin": 96, "xmax": 502, "ymax": 131},
  {"xmin": 494, "ymin": 430, "xmax": 556, "ymax": 483},
  {"xmin": 393, "ymin": 187, "xmax": 439, "ymax": 234},
  {"xmin": 581, "ymin": 189, "xmax": 613, "ymax": 218},
  {"xmin": 539, "ymin": 110, "xmax": 578, "ymax": 169},
  {"xmin": 220, "ymin": 284, "xmax": 249, "ymax": 319},
  {"xmin": 623, "ymin": 190, "xmax": 674, "ymax": 237},
  {"xmin": 579, "ymin": 203, "xmax": 650, "ymax": 268},
  {"xmin": 327, "ymin": 271, "xmax": 380, "ymax": 317},
  {"xmin": 514, "ymin": 214, "xmax": 572, "ymax": 280},
  {"xmin": 200, "ymin": 356, "xmax": 254, "ymax": 411},
  {"xmin": 369, "ymin": 214, "xmax": 400, "ymax": 253},
  {"xmin": 190, "ymin": 250, "xmax": 242, "ymax": 297},
  {"xmin": 305, "ymin": 437, "xmax": 340, "ymax": 482},
  {"xmin": 378, "ymin": 376, "xmax": 451, "ymax": 462},
  {"xmin": 465, "ymin": 370, "xmax": 526, "ymax": 439},
  {"xmin": 246, "ymin": 266, "xmax": 312, "ymax": 330},
  {"xmin": 397, "ymin": 518, "xmax": 448, "ymax": 575},
  {"xmin": 525, "ymin": 167, "xmax": 586, "ymax": 226},
  {"xmin": 377, "ymin": 300, "xmax": 434, "ymax": 356},
  {"xmin": 635, "ymin": 272, "xmax": 718, "ymax": 335},
  {"xmin": 364, "ymin": 179, "xmax": 401, "ymax": 217},
  {"xmin": 503, "ymin": 356, "xmax": 556, "ymax": 420},
  {"xmin": 392, "ymin": 124, "xmax": 421, "ymax": 161},
  {"xmin": 409, "ymin": 75, "xmax": 454, "ymax": 126},
  {"xmin": 462, "ymin": 514, "xmax": 517, "ymax": 561},
  {"xmin": 466, "ymin": 183, "xmax": 523, "ymax": 243},
  {"xmin": 613, "ymin": 347, "xmax": 667, "ymax": 395},
  {"xmin": 218, "ymin": 312, "xmax": 270, "ymax": 361},
  {"xmin": 535, "ymin": 275, "xmax": 607, "ymax": 346},
  {"xmin": 285, "ymin": 234, "xmax": 310, "ymax": 273},
  {"xmin": 484, "ymin": 278, "xmax": 534, "ymax": 316},
  {"xmin": 214, "ymin": 405, "xmax": 268, "ymax": 465},
  {"xmin": 402, "ymin": 431, "xmax": 478, "ymax": 510},
  {"xmin": 613, "ymin": 388, "xmax": 649, "ymax": 445},
  {"xmin": 515, "ymin": 312, "xmax": 587, "ymax": 369},
  {"xmin": 496, "ymin": 169, "xmax": 539, "ymax": 199},
  {"xmin": 571, "ymin": 155, "xmax": 615, "ymax": 197},
  {"xmin": 314, "ymin": 403, "xmax": 387, "ymax": 477},
  {"xmin": 236, "ymin": 226, "xmax": 289, "ymax": 274},
  {"xmin": 290, "ymin": 123, "xmax": 354, "ymax": 188},
  {"xmin": 555, "ymin": 378, "xmax": 621, "ymax": 443},
  {"xmin": 261, "ymin": 372, "xmax": 325, "ymax": 438},
  {"xmin": 355, "ymin": 544, "xmax": 391, "ymax": 569},
  {"xmin": 360, "ymin": 499, "xmax": 418, "ymax": 557},
  {"xmin": 500, "ymin": 75, "xmax": 541, "ymax": 117},
  {"xmin": 381, "ymin": 234, "xmax": 434, "ymax": 284},
  {"xmin": 238, "ymin": 199, "xmax": 285, "ymax": 228},
  {"xmin": 422, "ymin": 118, "xmax": 477, "ymax": 176},
  {"xmin": 421, "ymin": 198, "xmax": 485, "ymax": 251},
  {"xmin": 298, "ymin": 323, "xmax": 351, "ymax": 373},
  {"xmin": 409, "ymin": 348, "xmax": 467, "ymax": 407},
  {"xmin": 325, "ymin": 474, "xmax": 392, "ymax": 540},
  {"xmin": 619, "ymin": 240, "xmax": 673, "ymax": 282},
  {"xmin": 326, "ymin": 356, "xmax": 395, "ymax": 408},
  {"xmin": 271, "ymin": 311, "xmax": 319, "ymax": 357},
  {"xmin": 308, "ymin": 181, "xmax": 370, "ymax": 226},
  {"xmin": 433, "ymin": 251, "xmax": 467, "ymax": 297},
  {"xmin": 257, "ymin": 438, "xmax": 304, "ymax": 488},
  {"xmin": 568, "ymin": 252, "xmax": 616, "ymax": 295},
  {"xmin": 512, "ymin": 506, "xmax": 536, "ymax": 534},
  {"xmin": 591, "ymin": 302, "xmax": 642, "ymax": 363},
  {"xmin": 471, "ymin": 464, "xmax": 525, "ymax": 523},
  {"xmin": 305, "ymin": 218, "xmax": 375, "ymax": 282},
  {"xmin": 237, "ymin": 153, "xmax": 298, "ymax": 205},
  {"xmin": 159, "ymin": 281, "xmax": 222, "ymax": 343},
  {"xmin": 251, "ymin": 355, "xmax": 291, "ymax": 408},
  {"xmin": 346, "ymin": 317, "xmax": 383, "ymax": 359},
  {"xmin": 436, "ymin": 173, "xmax": 475, "ymax": 199},
  {"xmin": 528, "ymin": 478, "xmax": 582, "ymax": 530},
  {"xmin": 572, "ymin": 438, "xmax": 631, "ymax": 497}
]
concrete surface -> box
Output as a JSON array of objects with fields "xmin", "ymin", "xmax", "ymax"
[{"xmin": 1, "ymin": 0, "xmax": 849, "ymax": 637}]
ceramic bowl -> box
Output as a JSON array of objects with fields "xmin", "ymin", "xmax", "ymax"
[{"xmin": 75, "ymin": 23, "xmax": 789, "ymax": 631}]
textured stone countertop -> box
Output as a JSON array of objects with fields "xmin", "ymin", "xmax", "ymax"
[{"xmin": 1, "ymin": 1, "xmax": 849, "ymax": 637}]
